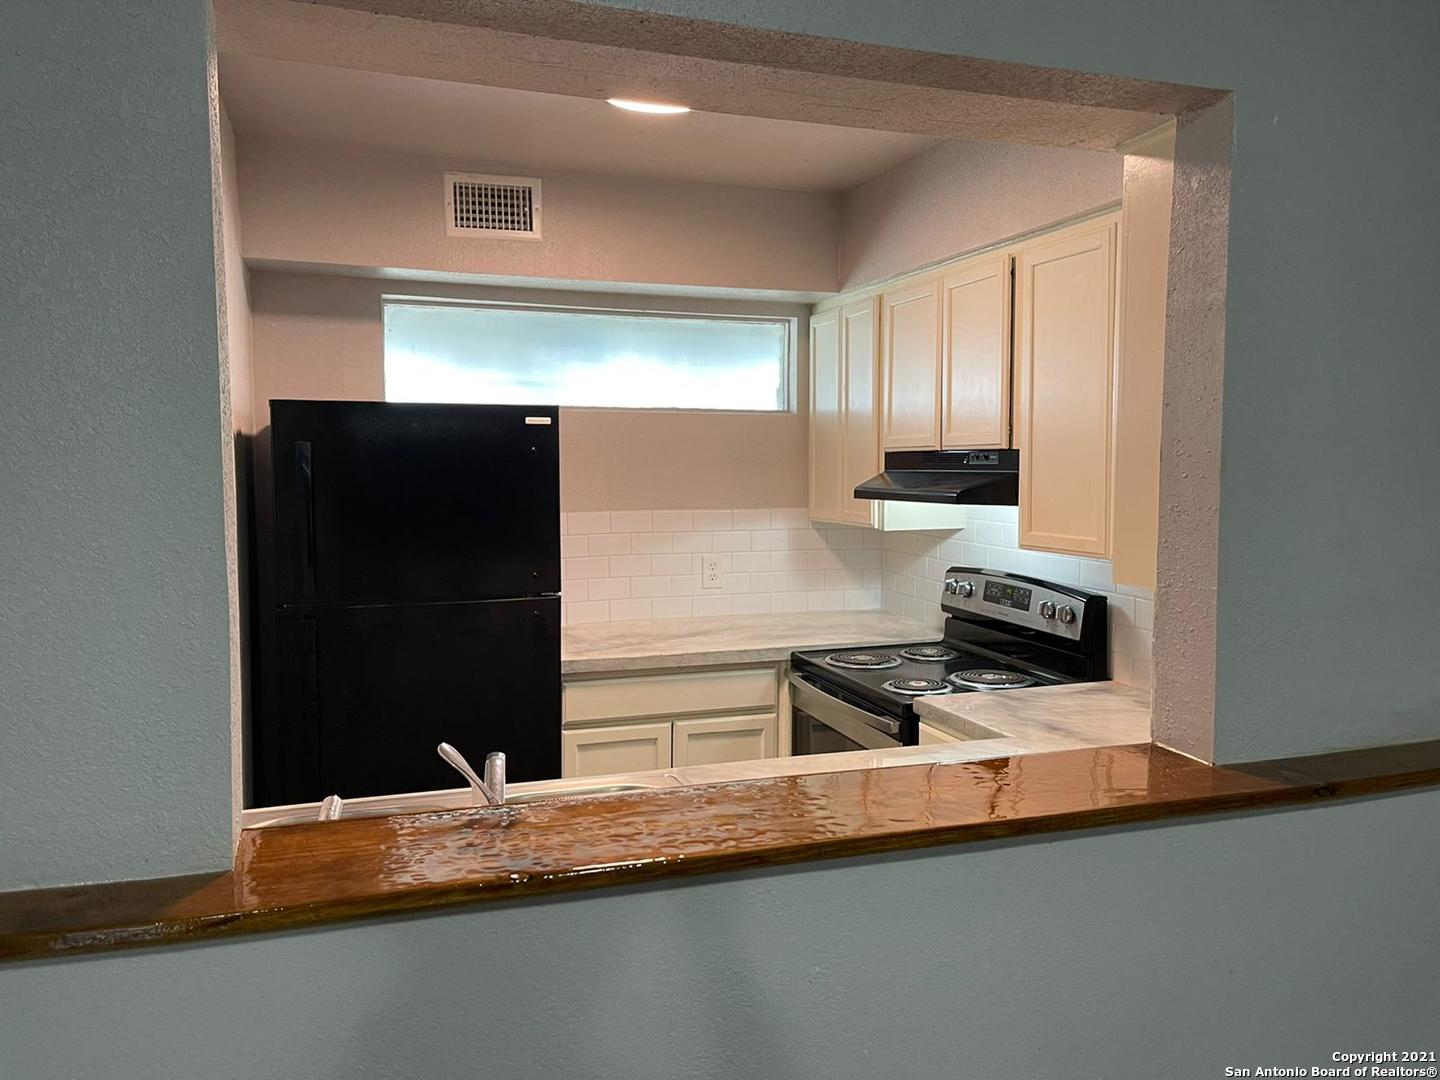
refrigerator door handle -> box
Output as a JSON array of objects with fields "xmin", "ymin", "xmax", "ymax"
[{"xmin": 296, "ymin": 440, "xmax": 316, "ymax": 597}]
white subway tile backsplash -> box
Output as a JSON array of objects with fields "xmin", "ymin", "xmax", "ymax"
[
  {"xmin": 691, "ymin": 594, "xmax": 732, "ymax": 617},
  {"xmin": 672, "ymin": 531, "xmax": 712, "ymax": 553},
  {"xmin": 631, "ymin": 575, "xmax": 673, "ymax": 598},
  {"xmin": 609, "ymin": 510, "xmax": 653, "ymax": 533},
  {"xmin": 567, "ymin": 600, "xmax": 610, "ymax": 624},
  {"xmin": 731, "ymin": 551, "xmax": 770, "ymax": 573},
  {"xmin": 671, "ymin": 574, "xmax": 703, "ymax": 596},
  {"xmin": 694, "ymin": 510, "xmax": 733, "ymax": 531},
  {"xmin": 712, "ymin": 531, "xmax": 752, "ymax": 552},
  {"xmin": 652, "ymin": 510, "xmax": 693, "ymax": 532},
  {"xmin": 733, "ymin": 509, "xmax": 772, "ymax": 530},
  {"xmin": 631, "ymin": 532, "xmax": 674, "ymax": 554},
  {"xmin": 564, "ymin": 556, "xmax": 609, "ymax": 580},
  {"xmin": 651, "ymin": 553, "xmax": 697, "ymax": 576},
  {"xmin": 558, "ymin": 508, "xmax": 892, "ymax": 624},
  {"xmin": 568, "ymin": 511, "xmax": 611, "ymax": 535},
  {"xmin": 607, "ymin": 554, "xmax": 652, "ymax": 577},
  {"xmin": 609, "ymin": 598, "xmax": 652, "ymax": 621},
  {"xmin": 769, "ymin": 508, "xmax": 807, "ymax": 529},
  {"xmin": 587, "ymin": 577, "xmax": 631, "ymax": 601},
  {"xmin": 587, "ymin": 533, "xmax": 631, "ymax": 556}
]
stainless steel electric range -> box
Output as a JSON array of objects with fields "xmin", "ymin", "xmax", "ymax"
[{"xmin": 789, "ymin": 568, "xmax": 1108, "ymax": 755}]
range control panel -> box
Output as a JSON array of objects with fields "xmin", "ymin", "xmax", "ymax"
[{"xmin": 941, "ymin": 568, "xmax": 1090, "ymax": 641}]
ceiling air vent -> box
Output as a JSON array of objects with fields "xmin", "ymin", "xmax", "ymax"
[{"xmin": 444, "ymin": 172, "xmax": 542, "ymax": 239}]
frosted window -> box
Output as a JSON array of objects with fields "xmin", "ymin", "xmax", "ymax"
[{"xmin": 383, "ymin": 303, "xmax": 789, "ymax": 411}]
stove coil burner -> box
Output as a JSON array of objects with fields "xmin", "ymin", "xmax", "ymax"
[
  {"xmin": 882, "ymin": 677, "xmax": 952, "ymax": 697},
  {"xmin": 824, "ymin": 651, "xmax": 902, "ymax": 670},
  {"xmin": 898, "ymin": 645, "xmax": 960, "ymax": 663},
  {"xmin": 947, "ymin": 669, "xmax": 1036, "ymax": 691}
]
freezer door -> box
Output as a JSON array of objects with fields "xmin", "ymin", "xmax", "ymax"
[
  {"xmin": 271, "ymin": 401, "xmax": 560, "ymax": 605},
  {"xmin": 265, "ymin": 597, "xmax": 561, "ymax": 805}
]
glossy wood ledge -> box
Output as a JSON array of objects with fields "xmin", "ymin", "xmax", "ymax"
[{"xmin": 5, "ymin": 740, "xmax": 1440, "ymax": 964}]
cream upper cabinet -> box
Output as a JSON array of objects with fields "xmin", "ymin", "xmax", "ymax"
[
  {"xmin": 881, "ymin": 278, "xmax": 942, "ymax": 450},
  {"xmin": 1015, "ymin": 217, "xmax": 1119, "ymax": 557},
  {"xmin": 840, "ymin": 297, "xmax": 880, "ymax": 526},
  {"xmin": 807, "ymin": 308, "xmax": 844, "ymax": 525},
  {"xmin": 941, "ymin": 252, "xmax": 1013, "ymax": 450}
]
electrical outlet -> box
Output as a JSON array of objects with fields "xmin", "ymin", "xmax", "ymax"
[{"xmin": 702, "ymin": 554, "xmax": 723, "ymax": 589}]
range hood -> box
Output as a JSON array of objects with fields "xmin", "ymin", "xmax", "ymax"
[{"xmin": 854, "ymin": 450, "xmax": 1019, "ymax": 506}]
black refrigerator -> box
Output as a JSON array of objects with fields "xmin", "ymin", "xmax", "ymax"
[{"xmin": 254, "ymin": 400, "xmax": 561, "ymax": 806}]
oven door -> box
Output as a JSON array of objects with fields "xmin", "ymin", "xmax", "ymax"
[{"xmin": 789, "ymin": 672, "xmax": 904, "ymax": 755}]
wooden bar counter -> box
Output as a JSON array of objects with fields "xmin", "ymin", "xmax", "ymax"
[{"xmin": 4, "ymin": 740, "xmax": 1439, "ymax": 964}]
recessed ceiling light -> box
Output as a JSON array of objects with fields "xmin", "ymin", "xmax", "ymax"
[{"xmin": 606, "ymin": 98, "xmax": 691, "ymax": 115}]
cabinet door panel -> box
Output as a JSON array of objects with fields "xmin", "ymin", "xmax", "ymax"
[
  {"xmin": 808, "ymin": 309, "xmax": 844, "ymax": 524},
  {"xmin": 881, "ymin": 280, "xmax": 941, "ymax": 450},
  {"xmin": 840, "ymin": 298, "xmax": 880, "ymax": 526},
  {"xmin": 672, "ymin": 713, "xmax": 777, "ymax": 768},
  {"xmin": 561, "ymin": 722, "xmax": 672, "ymax": 778},
  {"xmin": 1016, "ymin": 220, "xmax": 1117, "ymax": 556},
  {"xmin": 942, "ymin": 253, "xmax": 1012, "ymax": 450}
]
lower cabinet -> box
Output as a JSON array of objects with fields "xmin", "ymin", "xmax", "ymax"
[
  {"xmin": 562, "ymin": 665, "xmax": 785, "ymax": 779},
  {"xmin": 672, "ymin": 712, "xmax": 776, "ymax": 768},
  {"xmin": 562, "ymin": 721, "xmax": 672, "ymax": 777}
]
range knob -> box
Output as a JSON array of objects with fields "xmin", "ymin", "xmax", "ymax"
[
  {"xmin": 945, "ymin": 578, "xmax": 975, "ymax": 597},
  {"xmin": 1038, "ymin": 601, "xmax": 1057, "ymax": 619},
  {"xmin": 1057, "ymin": 604, "xmax": 1076, "ymax": 625}
]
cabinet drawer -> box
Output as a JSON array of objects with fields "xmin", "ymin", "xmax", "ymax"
[
  {"xmin": 564, "ymin": 667, "xmax": 778, "ymax": 725},
  {"xmin": 561, "ymin": 722, "xmax": 672, "ymax": 778}
]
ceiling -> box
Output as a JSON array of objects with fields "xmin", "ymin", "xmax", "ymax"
[{"xmin": 219, "ymin": 55, "xmax": 939, "ymax": 193}]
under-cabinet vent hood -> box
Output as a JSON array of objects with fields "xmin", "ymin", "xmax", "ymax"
[{"xmin": 854, "ymin": 450, "xmax": 1019, "ymax": 506}]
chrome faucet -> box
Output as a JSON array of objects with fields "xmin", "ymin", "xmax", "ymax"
[{"xmin": 437, "ymin": 742, "xmax": 506, "ymax": 807}]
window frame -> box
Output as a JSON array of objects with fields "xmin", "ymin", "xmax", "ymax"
[{"xmin": 380, "ymin": 297, "xmax": 799, "ymax": 415}]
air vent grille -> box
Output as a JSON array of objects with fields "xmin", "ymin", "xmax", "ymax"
[{"xmin": 444, "ymin": 172, "xmax": 542, "ymax": 238}]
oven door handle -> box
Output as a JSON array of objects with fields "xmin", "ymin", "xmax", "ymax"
[{"xmin": 788, "ymin": 672, "xmax": 903, "ymax": 738}]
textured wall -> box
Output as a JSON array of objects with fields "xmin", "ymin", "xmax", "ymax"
[
  {"xmin": 238, "ymin": 136, "xmax": 840, "ymax": 294},
  {"xmin": 840, "ymin": 137, "xmax": 1121, "ymax": 290},
  {"xmin": 585, "ymin": 0, "xmax": 1440, "ymax": 762},
  {"xmin": 0, "ymin": 0, "xmax": 233, "ymax": 890},
  {"xmin": 5, "ymin": 790, "xmax": 1437, "ymax": 1078},
  {"xmin": 215, "ymin": 102, "xmax": 254, "ymax": 827}
]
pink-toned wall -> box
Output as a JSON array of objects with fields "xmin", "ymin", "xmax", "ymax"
[
  {"xmin": 247, "ymin": 272, "xmax": 810, "ymax": 511},
  {"xmin": 839, "ymin": 138, "xmax": 1122, "ymax": 291},
  {"xmin": 237, "ymin": 137, "xmax": 840, "ymax": 295}
]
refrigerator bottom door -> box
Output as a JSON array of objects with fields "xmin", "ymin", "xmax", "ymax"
[{"xmin": 266, "ymin": 597, "xmax": 560, "ymax": 805}]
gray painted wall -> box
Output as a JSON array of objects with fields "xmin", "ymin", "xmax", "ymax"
[
  {"xmin": 4, "ymin": 4, "xmax": 1440, "ymax": 1076},
  {"xmin": 587, "ymin": 1, "xmax": 1440, "ymax": 758},
  {"xmin": 0, "ymin": 0, "xmax": 233, "ymax": 890},
  {"xmin": 5, "ymin": 790, "xmax": 1437, "ymax": 1079}
]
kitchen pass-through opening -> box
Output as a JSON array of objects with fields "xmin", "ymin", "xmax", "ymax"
[{"xmin": 216, "ymin": 0, "xmax": 1232, "ymax": 827}]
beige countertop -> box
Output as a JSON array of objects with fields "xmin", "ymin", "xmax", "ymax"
[
  {"xmin": 914, "ymin": 680, "xmax": 1152, "ymax": 752},
  {"xmin": 561, "ymin": 611, "xmax": 939, "ymax": 675}
]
